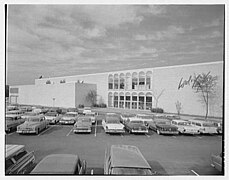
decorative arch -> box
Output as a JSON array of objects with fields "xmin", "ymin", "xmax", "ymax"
[
  {"xmin": 138, "ymin": 92, "xmax": 145, "ymax": 110},
  {"xmin": 108, "ymin": 74, "xmax": 113, "ymax": 90},
  {"xmin": 126, "ymin": 72, "xmax": 132, "ymax": 90},
  {"xmin": 113, "ymin": 92, "xmax": 119, "ymax": 108},
  {"xmin": 114, "ymin": 74, "xmax": 119, "ymax": 89},
  {"xmin": 132, "ymin": 72, "xmax": 138, "ymax": 90},
  {"xmin": 119, "ymin": 73, "xmax": 125, "ymax": 90},
  {"xmin": 146, "ymin": 92, "xmax": 153, "ymax": 110},
  {"xmin": 146, "ymin": 71, "xmax": 153, "ymax": 90},
  {"xmin": 119, "ymin": 91, "xmax": 125, "ymax": 108}
]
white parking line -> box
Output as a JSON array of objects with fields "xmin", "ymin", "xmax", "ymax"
[
  {"xmin": 191, "ymin": 170, "xmax": 199, "ymax": 176},
  {"xmin": 145, "ymin": 134, "xmax": 150, "ymax": 138},
  {"xmin": 172, "ymin": 136, "xmax": 177, "ymax": 138},
  {"xmin": 7, "ymin": 132, "xmax": 15, "ymax": 136},
  {"xmin": 38, "ymin": 126, "xmax": 53, "ymax": 136},
  {"xmin": 66, "ymin": 128, "xmax": 73, "ymax": 136},
  {"xmin": 94, "ymin": 120, "xmax": 97, "ymax": 137},
  {"xmin": 197, "ymin": 136, "xmax": 203, "ymax": 139}
]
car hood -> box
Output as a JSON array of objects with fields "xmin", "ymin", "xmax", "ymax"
[
  {"xmin": 156, "ymin": 124, "xmax": 178, "ymax": 130},
  {"xmin": 45, "ymin": 116, "xmax": 56, "ymax": 120},
  {"xmin": 106, "ymin": 123, "xmax": 124, "ymax": 129},
  {"xmin": 19, "ymin": 121, "xmax": 41, "ymax": 128},
  {"xmin": 61, "ymin": 116, "xmax": 75, "ymax": 120},
  {"xmin": 76, "ymin": 122, "xmax": 91, "ymax": 127}
]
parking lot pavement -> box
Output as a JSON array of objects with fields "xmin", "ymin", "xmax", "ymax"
[{"xmin": 5, "ymin": 121, "xmax": 223, "ymax": 175}]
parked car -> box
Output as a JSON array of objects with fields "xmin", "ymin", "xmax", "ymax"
[
  {"xmin": 148, "ymin": 118, "xmax": 179, "ymax": 135},
  {"xmin": 171, "ymin": 119, "xmax": 200, "ymax": 135},
  {"xmin": 135, "ymin": 114, "xmax": 153, "ymax": 126},
  {"xmin": 21, "ymin": 112, "xmax": 40, "ymax": 120},
  {"xmin": 213, "ymin": 122, "xmax": 222, "ymax": 134},
  {"xmin": 120, "ymin": 113, "xmax": 136, "ymax": 124},
  {"xmin": 30, "ymin": 154, "xmax": 87, "ymax": 174},
  {"xmin": 189, "ymin": 119, "xmax": 218, "ymax": 134},
  {"xmin": 6, "ymin": 105, "xmax": 19, "ymax": 111},
  {"xmin": 165, "ymin": 114, "xmax": 180, "ymax": 120},
  {"xmin": 211, "ymin": 153, "xmax": 222, "ymax": 172},
  {"xmin": 73, "ymin": 116, "xmax": 92, "ymax": 133},
  {"xmin": 102, "ymin": 115, "xmax": 125, "ymax": 134},
  {"xmin": 84, "ymin": 112, "xmax": 96, "ymax": 124},
  {"xmin": 6, "ymin": 144, "xmax": 35, "ymax": 174},
  {"xmin": 104, "ymin": 145, "xmax": 154, "ymax": 175},
  {"xmin": 19, "ymin": 106, "xmax": 32, "ymax": 113},
  {"xmin": 17, "ymin": 115, "xmax": 48, "ymax": 135},
  {"xmin": 83, "ymin": 107, "xmax": 92, "ymax": 115},
  {"xmin": 6, "ymin": 110, "xmax": 24, "ymax": 116},
  {"xmin": 124, "ymin": 117, "xmax": 148, "ymax": 134},
  {"xmin": 44, "ymin": 111, "xmax": 61, "ymax": 124},
  {"xmin": 5, "ymin": 114, "xmax": 24, "ymax": 133},
  {"xmin": 59, "ymin": 112, "xmax": 78, "ymax": 125}
]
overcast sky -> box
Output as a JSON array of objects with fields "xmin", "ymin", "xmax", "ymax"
[{"xmin": 7, "ymin": 5, "xmax": 224, "ymax": 85}]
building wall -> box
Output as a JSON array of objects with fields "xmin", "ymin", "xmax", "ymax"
[
  {"xmin": 75, "ymin": 83, "xmax": 97, "ymax": 107},
  {"xmin": 10, "ymin": 83, "xmax": 76, "ymax": 108},
  {"xmin": 152, "ymin": 62, "xmax": 223, "ymax": 117},
  {"xmin": 27, "ymin": 61, "xmax": 223, "ymax": 117}
]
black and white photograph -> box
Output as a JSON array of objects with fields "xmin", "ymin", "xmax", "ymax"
[{"xmin": 2, "ymin": 0, "xmax": 227, "ymax": 177}]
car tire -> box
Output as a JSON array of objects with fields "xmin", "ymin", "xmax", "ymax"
[{"xmin": 157, "ymin": 130, "xmax": 160, "ymax": 135}]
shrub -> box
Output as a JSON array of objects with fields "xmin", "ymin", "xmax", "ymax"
[
  {"xmin": 78, "ymin": 104, "xmax": 84, "ymax": 108},
  {"xmin": 151, "ymin": 107, "xmax": 164, "ymax": 113}
]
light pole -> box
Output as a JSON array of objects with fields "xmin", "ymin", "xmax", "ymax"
[{"xmin": 53, "ymin": 98, "xmax": 55, "ymax": 107}]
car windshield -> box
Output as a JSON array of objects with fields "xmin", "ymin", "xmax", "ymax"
[
  {"xmin": 137, "ymin": 115, "xmax": 152, "ymax": 119},
  {"xmin": 85, "ymin": 114, "xmax": 94, "ymax": 117},
  {"xmin": 24, "ymin": 112, "xmax": 37, "ymax": 116},
  {"xmin": 203, "ymin": 123, "xmax": 214, "ymax": 127},
  {"xmin": 122, "ymin": 114, "xmax": 135, "ymax": 118},
  {"xmin": 27, "ymin": 118, "xmax": 40, "ymax": 122},
  {"xmin": 178, "ymin": 122, "xmax": 190, "ymax": 126},
  {"xmin": 112, "ymin": 167, "xmax": 152, "ymax": 175},
  {"xmin": 6, "ymin": 117, "xmax": 14, "ymax": 121},
  {"xmin": 131, "ymin": 120, "xmax": 143, "ymax": 124},
  {"xmin": 78, "ymin": 119, "xmax": 91, "ymax": 123},
  {"xmin": 46, "ymin": 112, "xmax": 57, "ymax": 116},
  {"xmin": 157, "ymin": 121, "xmax": 170, "ymax": 125},
  {"xmin": 106, "ymin": 119, "xmax": 120, "ymax": 124},
  {"xmin": 65, "ymin": 114, "xmax": 76, "ymax": 117}
]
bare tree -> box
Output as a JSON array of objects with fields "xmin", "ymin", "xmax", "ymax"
[
  {"xmin": 175, "ymin": 100, "xmax": 182, "ymax": 115},
  {"xmin": 152, "ymin": 89, "xmax": 165, "ymax": 108},
  {"xmin": 192, "ymin": 72, "xmax": 218, "ymax": 119},
  {"xmin": 86, "ymin": 90, "xmax": 97, "ymax": 105}
]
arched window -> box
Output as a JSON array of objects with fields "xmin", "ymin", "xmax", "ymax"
[
  {"xmin": 114, "ymin": 74, "xmax": 119, "ymax": 89},
  {"xmin": 108, "ymin": 75, "xmax": 113, "ymax": 90},
  {"xmin": 126, "ymin": 73, "xmax": 131, "ymax": 90},
  {"xmin": 119, "ymin": 73, "xmax": 125, "ymax": 90},
  {"xmin": 138, "ymin": 92, "xmax": 145, "ymax": 110},
  {"xmin": 132, "ymin": 72, "xmax": 138, "ymax": 90},
  {"xmin": 132, "ymin": 92, "xmax": 138, "ymax": 109},
  {"xmin": 139, "ymin": 72, "xmax": 145, "ymax": 90},
  {"xmin": 119, "ymin": 92, "xmax": 124, "ymax": 108},
  {"xmin": 146, "ymin": 71, "xmax": 152, "ymax": 90},
  {"xmin": 114, "ymin": 92, "xmax": 118, "ymax": 108}
]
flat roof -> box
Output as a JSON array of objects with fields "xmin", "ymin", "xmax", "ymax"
[
  {"xmin": 31, "ymin": 154, "xmax": 79, "ymax": 174},
  {"xmin": 110, "ymin": 145, "xmax": 151, "ymax": 169}
]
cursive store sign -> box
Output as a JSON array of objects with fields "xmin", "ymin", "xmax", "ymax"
[{"xmin": 178, "ymin": 72, "xmax": 211, "ymax": 90}]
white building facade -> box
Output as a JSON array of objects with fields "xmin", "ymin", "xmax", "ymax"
[{"xmin": 10, "ymin": 61, "xmax": 223, "ymax": 117}]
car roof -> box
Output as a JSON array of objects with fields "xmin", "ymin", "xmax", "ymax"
[
  {"xmin": 77, "ymin": 116, "xmax": 91, "ymax": 121},
  {"xmin": 6, "ymin": 144, "xmax": 25, "ymax": 159},
  {"xmin": 6, "ymin": 114, "xmax": 19, "ymax": 118},
  {"xmin": 106, "ymin": 116, "xmax": 120, "ymax": 121},
  {"xmin": 172, "ymin": 119, "xmax": 188, "ymax": 123},
  {"xmin": 31, "ymin": 154, "xmax": 79, "ymax": 174},
  {"xmin": 110, "ymin": 145, "xmax": 151, "ymax": 169},
  {"xmin": 66, "ymin": 112, "xmax": 78, "ymax": 115}
]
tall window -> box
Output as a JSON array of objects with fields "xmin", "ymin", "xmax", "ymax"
[
  {"xmin": 139, "ymin": 96, "xmax": 144, "ymax": 110},
  {"xmin": 120, "ymin": 78, "xmax": 125, "ymax": 89},
  {"xmin": 114, "ymin": 94, "xmax": 118, "ymax": 108},
  {"xmin": 132, "ymin": 95, "xmax": 137, "ymax": 109},
  {"xmin": 132, "ymin": 78, "xmax": 138, "ymax": 90},
  {"xmin": 125, "ymin": 95, "xmax": 131, "ymax": 109},
  {"xmin": 119, "ymin": 95, "xmax": 124, "ymax": 108},
  {"xmin": 108, "ymin": 76, "xmax": 113, "ymax": 89},
  {"xmin": 146, "ymin": 96, "xmax": 152, "ymax": 110}
]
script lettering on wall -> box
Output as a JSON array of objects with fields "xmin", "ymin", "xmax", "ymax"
[{"xmin": 178, "ymin": 71, "xmax": 211, "ymax": 90}]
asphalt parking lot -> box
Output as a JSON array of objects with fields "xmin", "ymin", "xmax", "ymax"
[{"xmin": 5, "ymin": 115, "xmax": 223, "ymax": 176}]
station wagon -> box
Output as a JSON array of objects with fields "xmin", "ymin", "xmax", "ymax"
[
  {"xmin": 6, "ymin": 144, "xmax": 35, "ymax": 174},
  {"xmin": 104, "ymin": 145, "xmax": 154, "ymax": 175},
  {"xmin": 189, "ymin": 119, "xmax": 218, "ymax": 134},
  {"xmin": 171, "ymin": 119, "xmax": 200, "ymax": 135}
]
